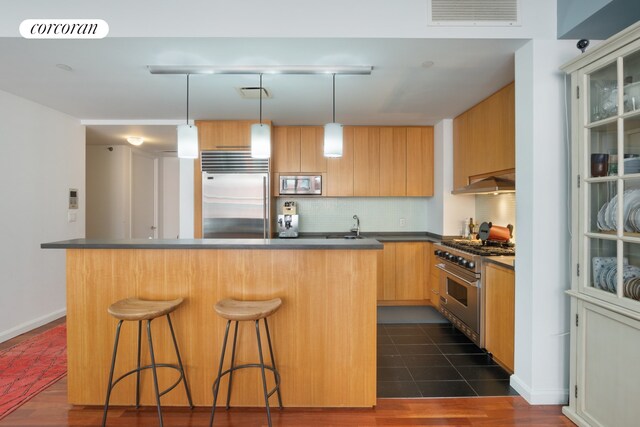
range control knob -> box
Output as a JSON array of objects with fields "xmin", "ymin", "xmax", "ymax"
[
  {"xmin": 467, "ymin": 261, "xmax": 476, "ymax": 269},
  {"xmin": 434, "ymin": 250, "xmax": 442, "ymax": 257},
  {"xmin": 458, "ymin": 258, "xmax": 468, "ymax": 267}
]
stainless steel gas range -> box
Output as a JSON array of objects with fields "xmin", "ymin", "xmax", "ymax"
[{"xmin": 433, "ymin": 240, "xmax": 515, "ymax": 348}]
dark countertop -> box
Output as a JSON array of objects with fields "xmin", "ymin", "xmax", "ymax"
[
  {"xmin": 483, "ymin": 256, "xmax": 515, "ymax": 271},
  {"xmin": 297, "ymin": 232, "xmax": 444, "ymax": 243},
  {"xmin": 41, "ymin": 238, "xmax": 383, "ymax": 250}
]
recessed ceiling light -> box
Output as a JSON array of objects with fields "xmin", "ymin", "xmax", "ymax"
[
  {"xmin": 55, "ymin": 63, "xmax": 73, "ymax": 72},
  {"xmin": 421, "ymin": 61, "xmax": 435, "ymax": 69},
  {"xmin": 127, "ymin": 136, "xmax": 144, "ymax": 146}
]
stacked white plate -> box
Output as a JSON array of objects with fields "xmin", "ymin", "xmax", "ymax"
[
  {"xmin": 592, "ymin": 257, "xmax": 640, "ymax": 293},
  {"xmin": 597, "ymin": 188, "xmax": 640, "ymax": 232}
]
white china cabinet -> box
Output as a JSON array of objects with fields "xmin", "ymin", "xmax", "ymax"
[{"xmin": 562, "ymin": 22, "xmax": 640, "ymax": 427}]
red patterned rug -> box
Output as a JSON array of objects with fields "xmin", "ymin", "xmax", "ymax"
[{"xmin": 0, "ymin": 324, "xmax": 67, "ymax": 420}]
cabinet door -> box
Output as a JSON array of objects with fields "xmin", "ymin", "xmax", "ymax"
[
  {"xmin": 382, "ymin": 243, "xmax": 397, "ymax": 300},
  {"xmin": 353, "ymin": 127, "xmax": 380, "ymax": 196},
  {"xmin": 379, "ymin": 127, "xmax": 407, "ymax": 196},
  {"xmin": 453, "ymin": 114, "xmax": 469, "ymax": 191},
  {"xmin": 395, "ymin": 242, "xmax": 425, "ymax": 301},
  {"xmin": 196, "ymin": 120, "xmax": 262, "ymax": 151},
  {"xmin": 273, "ymin": 127, "xmax": 301, "ymax": 173},
  {"xmin": 326, "ymin": 126, "xmax": 354, "ymax": 196},
  {"xmin": 406, "ymin": 127, "xmax": 434, "ymax": 196},
  {"xmin": 484, "ymin": 263, "xmax": 515, "ymax": 372},
  {"xmin": 300, "ymin": 127, "xmax": 326, "ymax": 173}
]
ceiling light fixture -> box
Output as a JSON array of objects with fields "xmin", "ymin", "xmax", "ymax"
[
  {"xmin": 251, "ymin": 74, "xmax": 271, "ymax": 159},
  {"xmin": 324, "ymin": 73, "xmax": 343, "ymax": 158},
  {"xmin": 177, "ymin": 74, "xmax": 198, "ymax": 159},
  {"xmin": 126, "ymin": 136, "xmax": 144, "ymax": 146},
  {"xmin": 148, "ymin": 65, "xmax": 372, "ymax": 75}
]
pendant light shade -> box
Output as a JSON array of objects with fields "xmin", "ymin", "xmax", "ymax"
[
  {"xmin": 177, "ymin": 74, "xmax": 198, "ymax": 159},
  {"xmin": 324, "ymin": 73, "xmax": 343, "ymax": 157},
  {"xmin": 177, "ymin": 124, "xmax": 199, "ymax": 158},
  {"xmin": 251, "ymin": 74, "xmax": 271, "ymax": 158},
  {"xmin": 324, "ymin": 122, "xmax": 343, "ymax": 157}
]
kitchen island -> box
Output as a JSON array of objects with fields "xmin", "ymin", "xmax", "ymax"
[{"xmin": 41, "ymin": 238, "xmax": 382, "ymax": 408}]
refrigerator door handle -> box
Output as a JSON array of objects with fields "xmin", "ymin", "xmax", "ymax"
[{"xmin": 263, "ymin": 176, "xmax": 267, "ymax": 239}]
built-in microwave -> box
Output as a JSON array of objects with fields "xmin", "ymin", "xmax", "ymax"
[{"xmin": 279, "ymin": 175, "xmax": 322, "ymax": 195}]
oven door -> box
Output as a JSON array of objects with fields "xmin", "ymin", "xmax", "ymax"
[{"xmin": 437, "ymin": 265, "xmax": 480, "ymax": 334}]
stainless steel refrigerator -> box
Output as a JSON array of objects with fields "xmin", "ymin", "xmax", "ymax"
[{"xmin": 201, "ymin": 151, "xmax": 270, "ymax": 238}]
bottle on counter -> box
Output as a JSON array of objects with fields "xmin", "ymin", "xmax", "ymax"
[{"xmin": 468, "ymin": 218, "xmax": 476, "ymax": 240}]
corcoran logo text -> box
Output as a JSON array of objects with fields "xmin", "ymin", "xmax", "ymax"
[{"xmin": 19, "ymin": 19, "xmax": 109, "ymax": 39}]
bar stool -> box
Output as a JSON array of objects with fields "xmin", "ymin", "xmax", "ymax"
[
  {"xmin": 210, "ymin": 298, "xmax": 283, "ymax": 427},
  {"xmin": 102, "ymin": 297, "xmax": 194, "ymax": 427}
]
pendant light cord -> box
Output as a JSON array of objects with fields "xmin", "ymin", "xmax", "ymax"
[
  {"xmin": 332, "ymin": 73, "xmax": 336, "ymax": 123},
  {"xmin": 186, "ymin": 74, "xmax": 190, "ymax": 125},
  {"xmin": 259, "ymin": 73, "xmax": 263, "ymax": 125}
]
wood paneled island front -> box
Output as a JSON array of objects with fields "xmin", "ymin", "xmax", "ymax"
[{"xmin": 41, "ymin": 238, "xmax": 382, "ymax": 408}]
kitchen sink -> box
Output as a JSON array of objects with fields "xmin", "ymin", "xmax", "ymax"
[{"xmin": 325, "ymin": 234, "xmax": 364, "ymax": 239}]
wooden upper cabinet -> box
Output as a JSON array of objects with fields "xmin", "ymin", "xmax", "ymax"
[
  {"xmin": 326, "ymin": 127, "xmax": 354, "ymax": 196},
  {"xmin": 299, "ymin": 127, "xmax": 326, "ymax": 173},
  {"xmin": 379, "ymin": 127, "xmax": 407, "ymax": 196},
  {"xmin": 353, "ymin": 127, "xmax": 380, "ymax": 196},
  {"xmin": 406, "ymin": 127, "xmax": 434, "ymax": 196},
  {"xmin": 453, "ymin": 113, "xmax": 469, "ymax": 190},
  {"xmin": 273, "ymin": 127, "xmax": 301, "ymax": 173},
  {"xmin": 196, "ymin": 120, "xmax": 262, "ymax": 151},
  {"xmin": 453, "ymin": 82, "xmax": 514, "ymax": 191}
]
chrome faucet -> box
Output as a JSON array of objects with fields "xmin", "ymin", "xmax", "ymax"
[{"xmin": 351, "ymin": 215, "xmax": 361, "ymax": 237}]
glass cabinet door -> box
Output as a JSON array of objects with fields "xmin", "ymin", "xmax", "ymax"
[
  {"xmin": 589, "ymin": 61, "xmax": 618, "ymax": 123},
  {"xmin": 582, "ymin": 46, "xmax": 640, "ymax": 309}
]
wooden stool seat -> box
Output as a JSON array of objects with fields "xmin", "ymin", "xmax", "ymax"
[
  {"xmin": 214, "ymin": 298, "xmax": 282, "ymax": 321},
  {"xmin": 108, "ymin": 297, "xmax": 184, "ymax": 321}
]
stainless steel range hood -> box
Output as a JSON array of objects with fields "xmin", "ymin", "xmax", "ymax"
[{"xmin": 452, "ymin": 173, "xmax": 515, "ymax": 195}]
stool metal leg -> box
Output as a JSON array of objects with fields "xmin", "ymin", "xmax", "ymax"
[
  {"xmin": 255, "ymin": 320, "xmax": 273, "ymax": 427},
  {"xmin": 210, "ymin": 320, "xmax": 232, "ymax": 427},
  {"xmin": 166, "ymin": 314, "xmax": 194, "ymax": 409},
  {"xmin": 263, "ymin": 318, "xmax": 283, "ymax": 409},
  {"xmin": 146, "ymin": 319, "xmax": 164, "ymax": 427},
  {"xmin": 135, "ymin": 320, "xmax": 142, "ymax": 409},
  {"xmin": 102, "ymin": 320, "xmax": 123, "ymax": 427},
  {"xmin": 225, "ymin": 320, "xmax": 239, "ymax": 410}
]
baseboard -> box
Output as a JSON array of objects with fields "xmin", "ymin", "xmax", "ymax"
[
  {"xmin": 510, "ymin": 374, "xmax": 569, "ymax": 405},
  {"xmin": 0, "ymin": 308, "xmax": 66, "ymax": 343}
]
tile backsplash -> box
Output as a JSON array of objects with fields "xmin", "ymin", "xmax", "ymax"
[
  {"xmin": 475, "ymin": 193, "xmax": 517, "ymax": 240},
  {"xmin": 275, "ymin": 197, "xmax": 429, "ymax": 233}
]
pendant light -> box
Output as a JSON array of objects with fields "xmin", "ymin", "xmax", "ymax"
[
  {"xmin": 324, "ymin": 73, "xmax": 343, "ymax": 158},
  {"xmin": 251, "ymin": 74, "xmax": 271, "ymax": 159},
  {"xmin": 177, "ymin": 74, "xmax": 198, "ymax": 159}
]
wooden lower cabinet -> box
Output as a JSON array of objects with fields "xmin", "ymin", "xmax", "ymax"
[
  {"xmin": 378, "ymin": 242, "xmax": 435, "ymax": 305},
  {"xmin": 483, "ymin": 262, "xmax": 515, "ymax": 372},
  {"xmin": 427, "ymin": 243, "xmax": 441, "ymax": 308}
]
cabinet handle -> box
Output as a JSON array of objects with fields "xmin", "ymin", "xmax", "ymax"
[{"xmin": 431, "ymin": 289, "xmax": 439, "ymax": 295}]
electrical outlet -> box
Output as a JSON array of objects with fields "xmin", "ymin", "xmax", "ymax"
[{"xmin": 399, "ymin": 218, "xmax": 407, "ymax": 228}]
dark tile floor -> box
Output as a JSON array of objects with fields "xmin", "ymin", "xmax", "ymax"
[{"xmin": 377, "ymin": 323, "xmax": 519, "ymax": 398}]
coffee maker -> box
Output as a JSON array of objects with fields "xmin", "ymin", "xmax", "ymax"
[{"xmin": 277, "ymin": 201, "xmax": 299, "ymax": 238}]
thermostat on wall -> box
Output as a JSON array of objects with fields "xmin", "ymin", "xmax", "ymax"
[{"xmin": 69, "ymin": 188, "xmax": 78, "ymax": 209}]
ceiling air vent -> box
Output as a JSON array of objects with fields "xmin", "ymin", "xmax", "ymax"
[
  {"xmin": 237, "ymin": 87, "xmax": 271, "ymax": 99},
  {"xmin": 428, "ymin": 0, "xmax": 519, "ymax": 26}
]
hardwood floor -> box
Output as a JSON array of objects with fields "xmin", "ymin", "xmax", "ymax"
[{"xmin": 0, "ymin": 319, "xmax": 575, "ymax": 426}]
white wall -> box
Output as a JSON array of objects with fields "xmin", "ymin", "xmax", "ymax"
[
  {"xmin": 1, "ymin": 0, "xmax": 557, "ymax": 39},
  {"xmin": 0, "ymin": 89, "xmax": 84, "ymax": 342},
  {"xmin": 179, "ymin": 158, "xmax": 194, "ymax": 239},
  {"xmin": 512, "ymin": 39, "xmax": 576, "ymax": 404},
  {"xmin": 426, "ymin": 119, "xmax": 475, "ymax": 236},
  {"xmin": 86, "ymin": 145, "xmax": 131, "ymax": 238},
  {"xmin": 160, "ymin": 157, "xmax": 180, "ymax": 239}
]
